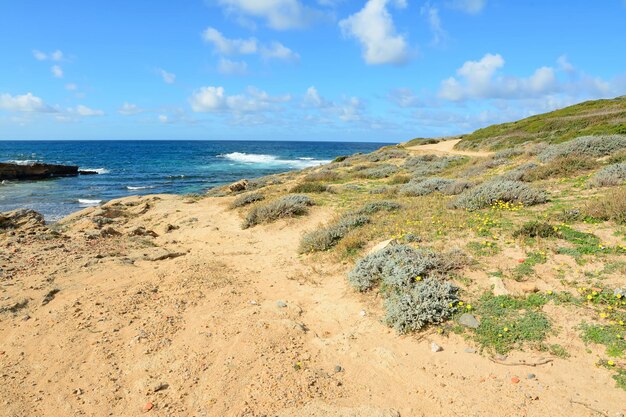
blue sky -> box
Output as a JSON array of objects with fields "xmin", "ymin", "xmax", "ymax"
[{"xmin": 1, "ymin": 0, "xmax": 625, "ymax": 142}]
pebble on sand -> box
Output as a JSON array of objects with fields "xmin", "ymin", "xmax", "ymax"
[
  {"xmin": 511, "ymin": 377, "xmax": 520, "ymax": 384},
  {"xmin": 431, "ymin": 342, "xmax": 443, "ymax": 352},
  {"xmin": 143, "ymin": 402, "xmax": 154, "ymax": 412}
]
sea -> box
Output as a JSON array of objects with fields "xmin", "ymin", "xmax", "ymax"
[{"xmin": 0, "ymin": 140, "xmax": 388, "ymax": 221}]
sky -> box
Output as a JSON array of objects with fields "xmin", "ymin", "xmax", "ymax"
[{"xmin": 1, "ymin": 0, "xmax": 626, "ymax": 142}]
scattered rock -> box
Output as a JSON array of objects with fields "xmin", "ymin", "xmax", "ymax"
[
  {"xmin": 228, "ymin": 179, "xmax": 248, "ymax": 193},
  {"xmin": 100, "ymin": 227, "xmax": 122, "ymax": 238},
  {"xmin": 431, "ymin": 342, "xmax": 443, "ymax": 352},
  {"xmin": 520, "ymin": 283, "xmax": 539, "ymax": 294},
  {"xmin": 0, "ymin": 209, "xmax": 45, "ymax": 230},
  {"xmin": 464, "ymin": 348, "xmax": 476, "ymax": 354},
  {"xmin": 74, "ymin": 388, "xmax": 83, "ymax": 395},
  {"xmin": 0, "ymin": 298, "xmax": 29, "ymax": 314},
  {"xmin": 143, "ymin": 402, "xmax": 154, "ymax": 412},
  {"xmin": 459, "ymin": 313, "xmax": 480, "ymax": 329},
  {"xmin": 367, "ymin": 239, "xmax": 398, "ymax": 256},
  {"xmin": 129, "ymin": 227, "xmax": 159, "ymax": 238},
  {"xmin": 359, "ymin": 310, "xmax": 366, "ymax": 317},
  {"xmin": 22, "ymin": 314, "xmax": 30, "ymax": 321},
  {"xmin": 276, "ymin": 300, "xmax": 287, "ymax": 308},
  {"xmin": 334, "ymin": 365, "xmax": 343, "ymax": 373},
  {"xmin": 490, "ymin": 276, "xmax": 510, "ymax": 296},
  {"xmin": 165, "ymin": 224, "xmax": 179, "ymax": 232},
  {"xmin": 511, "ymin": 377, "xmax": 520, "ymax": 384},
  {"xmin": 41, "ymin": 289, "xmax": 60, "ymax": 306},
  {"xmin": 527, "ymin": 373, "xmax": 536, "ymax": 379},
  {"xmin": 250, "ymin": 300, "xmax": 257, "ymax": 305},
  {"xmin": 153, "ymin": 382, "xmax": 169, "ymax": 393},
  {"xmin": 145, "ymin": 251, "xmax": 186, "ymax": 262}
]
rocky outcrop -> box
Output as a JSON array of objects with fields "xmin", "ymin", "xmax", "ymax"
[
  {"xmin": 0, "ymin": 162, "xmax": 79, "ymax": 180},
  {"xmin": 0, "ymin": 209, "xmax": 46, "ymax": 230}
]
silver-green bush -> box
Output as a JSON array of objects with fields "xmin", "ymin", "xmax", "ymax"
[
  {"xmin": 355, "ymin": 164, "xmax": 400, "ymax": 179},
  {"xmin": 229, "ymin": 192, "xmax": 265, "ymax": 209},
  {"xmin": 384, "ymin": 278, "xmax": 459, "ymax": 333},
  {"xmin": 367, "ymin": 148, "xmax": 409, "ymax": 162},
  {"xmin": 450, "ymin": 179, "xmax": 547, "ymax": 210},
  {"xmin": 299, "ymin": 214, "xmax": 370, "ymax": 253},
  {"xmin": 589, "ymin": 163, "xmax": 626, "ymax": 187},
  {"xmin": 501, "ymin": 163, "xmax": 538, "ymax": 181},
  {"xmin": 400, "ymin": 178, "xmax": 454, "ymax": 196},
  {"xmin": 243, "ymin": 194, "xmax": 314, "ymax": 229},
  {"xmin": 357, "ymin": 200, "xmax": 402, "ymax": 214},
  {"xmin": 538, "ymin": 135, "xmax": 626, "ymax": 162},
  {"xmin": 403, "ymin": 156, "xmax": 463, "ymax": 177}
]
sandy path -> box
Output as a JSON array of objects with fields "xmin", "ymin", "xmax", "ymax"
[
  {"xmin": 406, "ymin": 139, "xmax": 493, "ymax": 157},
  {"xmin": 1, "ymin": 195, "xmax": 624, "ymax": 416}
]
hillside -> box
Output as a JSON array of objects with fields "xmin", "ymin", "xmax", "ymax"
[{"xmin": 456, "ymin": 96, "xmax": 626, "ymax": 150}]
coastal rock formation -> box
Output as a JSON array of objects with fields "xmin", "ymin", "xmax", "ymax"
[
  {"xmin": 0, "ymin": 162, "xmax": 79, "ymax": 180},
  {"xmin": 0, "ymin": 209, "xmax": 45, "ymax": 230}
]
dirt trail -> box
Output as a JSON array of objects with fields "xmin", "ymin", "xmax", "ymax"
[
  {"xmin": 406, "ymin": 138, "xmax": 493, "ymax": 157},
  {"xmin": 1, "ymin": 195, "xmax": 624, "ymax": 416}
]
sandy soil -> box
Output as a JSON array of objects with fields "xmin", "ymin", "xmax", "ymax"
[
  {"xmin": 1, "ymin": 194, "xmax": 625, "ymax": 417},
  {"xmin": 406, "ymin": 139, "xmax": 493, "ymax": 157}
]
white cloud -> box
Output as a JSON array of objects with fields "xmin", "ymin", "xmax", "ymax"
[
  {"xmin": 158, "ymin": 114, "xmax": 169, "ymax": 123},
  {"xmin": 189, "ymin": 86, "xmax": 290, "ymax": 113},
  {"xmin": 446, "ymin": 0, "xmax": 487, "ymax": 14},
  {"xmin": 158, "ymin": 68, "xmax": 176, "ymax": 84},
  {"xmin": 303, "ymin": 86, "xmax": 328, "ymax": 108},
  {"xmin": 302, "ymin": 86, "xmax": 366, "ymax": 122},
  {"xmin": 557, "ymin": 55, "xmax": 575, "ymax": 73},
  {"xmin": 421, "ymin": 4, "xmax": 447, "ymax": 46},
  {"xmin": 118, "ymin": 102, "xmax": 143, "ymax": 115},
  {"xmin": 339, "ymin": 0, "xmax": 410, "ymax": 65},
  {"xmin": 216, "ymin": 0, "xmax": 325, "ymax": 30},
  {"xmin": 65, "ymin": 83, "xmax": 78, "ymax": 91},
  {"xmin": 202, "ymin": 27, "xmax": 258, "ymax": 54},
  {"xmin": 51, "ymin": 65, "xmax": 64, "ymax": 78},
  {"xmin": 32, "ymin": 49, "xmax": 64, "ymax": 61},
  {"xmin": 217, "ymin": 58, "xmax": 249, "ymax": 75},
  {"xmin": 439, "ymin": 53, "xmax": 560, "ymax": 101},
  {"xmin": 0, "ymin": 92, "xmax": 53, "ymax": 112},
  {"xmin": 74, "ymin": 104, "xmax": 104, "ymax": 117},
  {"xmin": 260, "ymin": 42, "xmax": 299, "ymax": 62}
]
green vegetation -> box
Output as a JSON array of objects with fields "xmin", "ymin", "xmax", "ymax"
[
  {"xmin": 457, "ymin": 96, "xmax": 626, "ymax": 150},
  {"xmin": 513, "ymin": 251, "xmax": 547, "ymax": 280},
  {"xmin": 243, "ymin": 195, "xmax": 315, "ymax": 229},
  {"xmin": 290, "ymin": 182, "xmax": 330, "ymax": 193},
  {"xmin": 581, "ymin": 322, "xmax": 626, "ymax": 357}
]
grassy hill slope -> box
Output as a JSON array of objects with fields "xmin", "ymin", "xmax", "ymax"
[{"xmin": 457, "ymin": 96, "xmax": 626, "ymax": 150}]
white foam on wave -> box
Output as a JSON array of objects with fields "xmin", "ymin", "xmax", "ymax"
[
  {"xmin": 78, "ymin": 199, "xmax": 102, "ymax": 206},
  {"xmin": 220, "ymin": 152, "xmax": 330, "ymax": 168},
  {"xmin": 6, "ymin": 159, "xmax": 39, "ymax": 165},
  {"xmin": 83, "ymin": 168, "xmax": 110, "ymax": 174},
  {"xmin": 126, "ymin": 185, "xmax": 155, "ymax": 190}
]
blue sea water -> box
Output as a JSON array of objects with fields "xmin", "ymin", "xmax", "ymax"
[{"xmin": 0, "ymin": 140, "xmax": 387, "ymax": 221}]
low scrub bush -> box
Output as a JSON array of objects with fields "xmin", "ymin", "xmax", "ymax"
[
  {"xmin": 357, "ymin": 200, "xmax": 402, "ymax": 214},
  {"xmin": 403, "ymin": 155, "xmax": 463, "ymax": 177},
  {"xmin": 589, "ymin": 163, "xmax": 626, "ymax": 187},
  {"xmin": 450, "ymin": 180, "xmax": 547, "ymax": 210},
  {"xmin": 303, "ymin": 170, "xmax": 339, "ymax": 182},
  {"xmin": 538, "ymin": 135, "xmax": 626, "ymax": 162},
  {"xmin": 501, "ymin": 163, "xmax": 538, "ymax": 181},
  {"xmin": 388, "ymin": 174, "xmax": 411, "ymax": 185},
  {"xmin": 290, "ymin": 182, "xmax": 329, "ymax": 193},
  {"xmin": 229, "ymin": 192, "xmax": 265, "ymax": 209},
  {"xmin": 494, "ymin": 148, "xmax": 523, "ymax": 159},
  {"xmin": 367, "ymin": 148, "xmax": 409, "ymax": 162},
  {"xmin": 332, "ymin": 155, "xmax": 349, "ymax": 163},
  {"xmin": 608, "ymin": 149, "xmax": 626, "ymax": 164},
  {"xmin": 583, "ymin": 187, "xmax": 626, "ymax": 224},
  {"xmin": 384, "ymin": 278, "xmax": 460, "ymax": 333},
  {"xmin": 354, "ymin": 164, "xmax": 400, "ymax": 179},
  {"xmin": 443, "ymin": 180, "xmax": 473, "ymax": 195},
  {"xmin": 299, "ymin": 214, "xmax": 370, "ymax": 253},
  {"xmin": 513, "ymin": 221, "xmax": 560, "ymax": 238},
  {"xmin": 243, "ymin": 195, "xmax": 314, "ymax": 229},
  {"xmin": 400, "ymin": 178, "xmax": 454, "ymax": 196},
  {"xmin": 524, "ymin": 155, "xmax": 598, "ymax": 181}
]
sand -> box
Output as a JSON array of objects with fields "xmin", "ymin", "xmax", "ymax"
[{"xmin": 1, "ymin": 192, "xmax": 625, "ymax": 417}]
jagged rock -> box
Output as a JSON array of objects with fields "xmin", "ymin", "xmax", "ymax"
[
  {"xmin": 0, "ymin": 209, "xmax": 45, "ymax": 230},
  {"xmin": 228, "ymin": 179, "xmax": 248, "ymax": 192},
  {"xmin": 367, "ymin": 238, "xmax": 398, "ymax": 255},
  {"xmin": 100, "ymin": 227, "xmax": 122, "ymax": 238},
  {"xmin": 490, "ymin": 276, "xmax": 510, "ymax": 296},
  {"xmin": 0, "ymin": 162, "xmax": 78, "ymax": 180},
  {"xmin": 129, "ymin": 227, "xmax": 158, "ymax": 238},
  {"xmin": 459, "ymin": 313, "xmax": 480, "ymax": 329}
]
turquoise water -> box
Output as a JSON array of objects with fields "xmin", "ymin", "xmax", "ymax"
[{"xmin": 0, "ymin": 140, "xmax": 387, "ymax": 220}]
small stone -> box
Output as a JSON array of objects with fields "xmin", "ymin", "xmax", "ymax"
[
  {"xmin": 431, "ymin": 342, "xmax": 443, "ymax": 352},
  {"xmin": 153, "ymin": 382, "xmax": 169, "ymax": 392},
  {"xmin": 276, "ymin": 300, "xmax": 287, "ymax": 308},
  {"xmin": 359, "ymin": 310, "xmax": 366, "ymax": 317},
  {"xmin": 143, "ymin": 402, "xmax": 154, "ymax": 412},
  {"xmin": 494, "ymin": 354, "xmax": 508, "ymax": 361},
  {"xmin": 464, "ymin": 348, "xmax": 476, "ymax": 354},
  {"xmin": 334, "ymin": 365, "xmax": 343, "ymax": 373},
  {"xmin": 527, "ymin": 373, "xmax": 536, "ymax": 379},
  {"xmin": 459, "ymin": 313, "xmax": 480, "ymax": 329},
  {"xmin": 250, "ymin": 300, "xmax": 257, "ymax": 305},
  {"xmin": 22, "ymin": 314, "xmax": 30, "ymax": 321},
  {"xmin": 511, "ymin": 377, "xmax": 520, "ymax": 384},
  {"xmin": 74, "ymin": 388, "xmax": 83, "ymax": 395}
]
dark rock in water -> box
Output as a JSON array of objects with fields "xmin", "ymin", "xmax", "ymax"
[
  {"xmin": 78, "ymin": 170, "xmax": 99, "ymax": 175},
  {"xmin": 0, "ymin": 209, "xmax": 45, "ymax": 230},
  {"xmin": 0, "ymin": 162, "xmax": 79, "ymax": 180}
]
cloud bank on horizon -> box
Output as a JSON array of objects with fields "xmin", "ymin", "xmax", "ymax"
[{"xmin": 1, "ymin": 0, "xmax": 625, "ymax": 141}]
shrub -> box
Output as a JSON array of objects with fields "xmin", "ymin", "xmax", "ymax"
[
  {"xmin": 523, "ymin": 155, "xmax": 598, "ymax": 181},
  {"xmin": 354, "ymin": 164, "xmax": 400, "ymax": 179},
  {"xmin": 384, "ymin": 278, "xmax": 460, "ymax": 333},
  {"xmin": 299, "ymin": 214, "xmax": 370, "ymax": 253},
  {"xmin": 388, "ymin": 174, "xmax": 411, "ymax": 185},
  {"xmin": 403, "ymin": 156, "xmax": 463, "ymax": 177},
  {"xmin": 290, "ymin": 182, "xmax": 329, "ymax": 193},
  {"xmin": 229, "ymin": 192, "xmax": 265, "ymax": 209},
  {"xmin": 494, "ymin": 148, "xmax": 523, "ymax": 159},
  {"xmin": 243, "ymin": 195, "xmax": 314, "ymax": 228},
  {"xmin": 583, "ymin": 187, "xmax": 626, "ymax": 224},
  {"xmin": 589, "ymin": 163, "xmax": 626, "ymax": 187},
  {"xmin": 369, "ymin": 186, "xmax": 397, "ymax": 195},
  {"xmin": 450, "ymin": 179, "xmax": 547, "ymax": 210},
  {"xmin": 367, "ymin": 148, "xmax": 409, "ymax": 162},
  {"xmin": 442, "ymin": 180, "xmax": 473, "ymax": 195},
  {"xmin": 303, "ymin": 170, "xmax": 339, "ymax": 182},
  {"xmin": 501, "ymin": 163, "xmax": 538, "ymax": 181},
  {"xmin": 513, "ymin": 221, "xmax": 560, "ymax": 238},
  {"xmin": 538, "ymin": 135, "xmax": 626, "ymax": 162},
  {"xmin": 357, "ymin": 200, "xmax": 402, "ymax": 214},
  {"xmin": 400, "ymin": 178, "xmax": 454, "ymax": 196},
  {"xmin": 608, "ymin": 149, "xmax": 626, "ymax": 164},
  {"xmin": 332, "ymin": 155, "xmax": 349, "ymax": 163}
]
